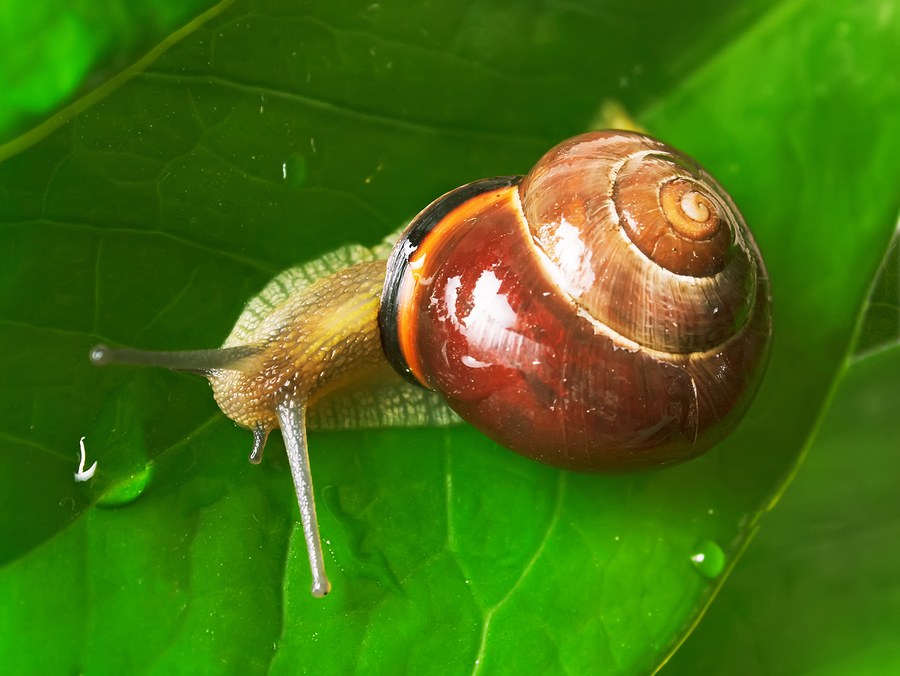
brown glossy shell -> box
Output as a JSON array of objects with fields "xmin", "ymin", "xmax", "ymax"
[{"xmin": 380, "ymin": 131, "xmax": 772, "ymax": 472}]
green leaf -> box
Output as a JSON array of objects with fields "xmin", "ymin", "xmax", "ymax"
[
  {"xmin": 658, "ymin": 227, "xmax": 900, "ymax": 676},
  {"xmin": 1, "ymin": 0, "xmax": 898, "ymax": 674},
  {"xmin": 854, "ymin": 232, "xmax": 900, "ymax": 358},
  {"xmin": 0, "ymin": 0, "xmax": 219, "ymax": 147},
  {"xmin": 660, "ymin": 338, "xmax": 900, "ymax": 676}
]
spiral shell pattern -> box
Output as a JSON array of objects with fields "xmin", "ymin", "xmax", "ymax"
[{"xmin": 520, "ymin": 131, "xmax": 758, "ymax": 355}]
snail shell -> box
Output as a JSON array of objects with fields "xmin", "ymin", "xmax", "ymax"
[{"xmin": 379, "ymin": 131, "xmax": 771, "ymax": 471}]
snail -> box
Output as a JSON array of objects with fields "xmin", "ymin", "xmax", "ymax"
[{"xmin": 90, "ymin": 130, "xmax": 773, "ymax": 598}]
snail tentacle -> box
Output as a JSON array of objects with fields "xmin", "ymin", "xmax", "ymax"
[
  {"xmin": 276, "ymin": 401, "xmax": 330, "ymax": 598},
  {"xmin": 248, "ymin": 423, "xmax": 271, "ymax": 465},
  {"xmin": 89, "ymin": 343, "xmax": 263, "ymax": 374}
]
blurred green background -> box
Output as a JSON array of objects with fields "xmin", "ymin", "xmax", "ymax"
[{"xmin": 1, "ymin": 1, "xmax": 898, "ymax": 674}]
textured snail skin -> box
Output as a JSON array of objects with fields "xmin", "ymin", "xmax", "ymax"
[
  {"xmin": 209, "ymin": 261, "xmax": 389, "ymax": 434},
  {"xmin": 380, "ymin": 131, "xmax": 772, "ymax": 472}
]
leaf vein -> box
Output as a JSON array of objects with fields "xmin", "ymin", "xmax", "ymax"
[
  {"xmin": 138, "ymin": 71, "xmax": 550, "ymax": 145},
  {"xmin": 0, "ymin": 218, "xmax": 278, "ymax": 273},
  {"xmin": 470, "ymin": 470, "xmax": 566, "ymax": 676}
]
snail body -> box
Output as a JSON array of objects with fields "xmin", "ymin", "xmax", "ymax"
[{"xmin": 91, "ymin": 131, "xmax": 772, "ymax": 597}]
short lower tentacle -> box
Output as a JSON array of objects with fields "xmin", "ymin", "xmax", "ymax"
[{"xmin": 248, "ymin": 424, "xmax": 270, "ymax": 465}]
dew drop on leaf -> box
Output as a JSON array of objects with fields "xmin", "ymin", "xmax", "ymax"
[
  {"xmin": 86, "ymin": 380, "xmax": 154, "ymax": 507},
  {"xmin": 283, "ymin": 152, "xmax": 308, "ymax": 187},
  {"xmin": 690, "ymin": 540, "xmax": 725, "ymax": 578},
  {"xmin": 96, "ymin": 464, "xmax": 154, "ymax": 507}
]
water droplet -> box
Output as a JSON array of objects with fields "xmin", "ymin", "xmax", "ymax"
[
  {"xmin": 83, "ymin": 379, "xmax": 154, "ymax": 507},
  {"xmin": 96, "ymin": 463, "xmax": 154, "ymax": 506},
  {"xmin": 283, "ymin": 153, "xmax": 307, "ymax": 187},
  {"xmin": 690, "ymin": 540, "xmax": 725, "ymax": 578}
]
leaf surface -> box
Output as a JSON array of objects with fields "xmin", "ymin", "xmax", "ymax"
[{"xmin": 661, "ymin": 304, "xmax": 900, "ymax": 675}]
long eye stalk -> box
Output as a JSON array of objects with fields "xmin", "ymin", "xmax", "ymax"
[{"xmin": 90, "ymin": 344, "xmax": 261, "ymax": 374}]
